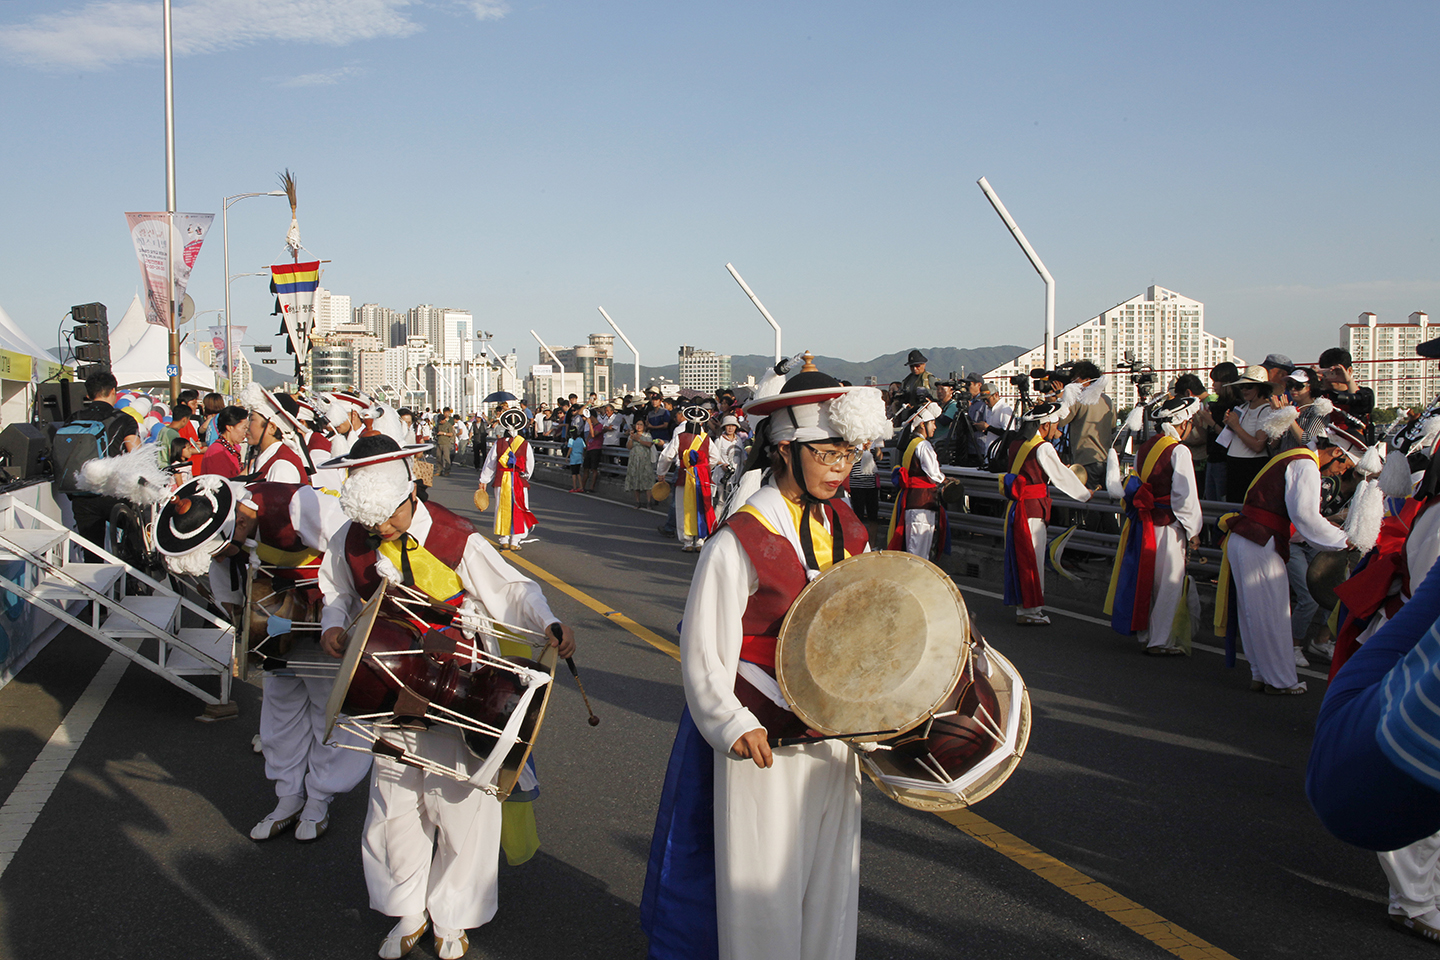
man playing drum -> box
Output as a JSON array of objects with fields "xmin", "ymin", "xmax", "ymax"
[
  {"xmin": 642, "ymin": 357, "xmax": 891, "ymax": 960},
  {"xmin": 317, "ymin": 434, "xmax": 576, "ymax": 960}
]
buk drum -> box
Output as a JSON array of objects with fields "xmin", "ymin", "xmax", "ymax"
[
  {"xmin": 323, "ymin": 585, "xmax": 556, "ymax": 800},
  {"xmin": 242, "ymin": 564, "xmax": 322, "ymax": 674},
  {"xmin": 858, "ymin": 644, "xmax": 1031, "ymax": 812}
]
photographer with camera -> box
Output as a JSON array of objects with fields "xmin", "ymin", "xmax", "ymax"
[
  {"xmin": 1055, "ymin": 360, "xmax": 1115, "ymax": 491},
  {"xmin": 900, "ymin": 349, "xmax": 937, "ymax": 404},
  {"xmin": 1317, "ymin": 347, "xmax": 1375, "ymax": 442}
]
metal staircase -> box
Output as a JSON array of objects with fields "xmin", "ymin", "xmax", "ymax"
[{"xmin": 0, "ymin": 497, "xmax": 235, "ymax": 713}]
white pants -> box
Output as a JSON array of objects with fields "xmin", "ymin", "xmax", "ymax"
[
  {"xmin": 1138, "ymin": 525, "xmax": 1187, "ymax": 649},
  {"xmin": 1017, "ymin": 517, "xmax": 1047, "ymax": 617},
  {"xmin": 362, "ymin": 726, "xmax": 503, "ymax": 930},
  {"xmin": 1380, "ymin": 832, "xmax": 1440, "ymax": 918},
  {"xmin": 904, "ymin": 509, "xmax": 937, "ymax": 559},
  {"xmin": 260, "ymin": 673, "xmax": 373, "ymax": 803},
  {"xmin": 714, "ymin": 740, "xmax": 861, "ymax": 960},
  {"xmin": 500, "ymin": 533, "xmax": 522, "ymax": 547},
  {"xmin": 1228, "ymin": 536, "xmax": 1297, "ymax": 688}
]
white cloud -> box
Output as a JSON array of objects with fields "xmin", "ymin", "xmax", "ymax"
[
  {"xmin": 463, "ymin": 1, "xmax": 508, "ymax": 21},
  {"xmin": 0, "ymin": 0, "xmax": 458, "ymax": 70},
  {"xmin": 279, "ymin": 64, "xmax": 363, "ymax": 87}
]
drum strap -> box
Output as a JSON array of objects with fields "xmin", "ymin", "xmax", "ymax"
[{"xmin": 797, "ymin": 502, "xmax": 843, "ymax": 574}]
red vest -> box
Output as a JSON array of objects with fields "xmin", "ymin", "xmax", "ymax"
[
  {"xmin": 1133, "ymin": 435, "xmax": 1179, "ymax": 527},
  {"xmin": 724, "ymin": 501, "xmax": 869, "ymax": 739},
  {"xmin": 260, "ymin": 442, "xmax": 310, "ymax": 481},
  {"xmin": 343, "ymin": 502, "xmax": 474, "ymax": 605},
  {"xmin": 306, "ymin": 432, "xmax": 333, "ymax": 457},
  {"xmin": 1006, "ymin": 438, "xmax": 1052, "ymax": 524},
  {"xmin": 901, "ymin": 441, "xmax": 940, "ymax": 513},
  {"xmin": 1228, "ymin": 451, "xmax": 1312, "ymax": 561},
  {"xmin": 675, "ymin": 431, "xmax": 710, "ymax": 485},
  {"xmin": 246, "ymin": 482, "xmax": 310, "ymax": 554}
]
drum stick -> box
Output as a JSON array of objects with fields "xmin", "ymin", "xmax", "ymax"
[
  {"xmin": 550, "ymin": 624, "xmax": 600, "ymax": 726},
  {"xmin": 768, "ymin": 728, "xmax": 899, "ymax": 748}
]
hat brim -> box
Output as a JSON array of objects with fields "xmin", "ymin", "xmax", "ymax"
[
  {"xmin": 1418, "ymin": 336, "xmax": 1440, "ymax": 359},
  {"xmin": 319, "ymin": 443, "xmax": 432, "ymax": 471},
  {"xmin": 746, "ymin": 386, "xmax": 851, "ymax": 417},
  {"xmin": 154, "ymin": 479, "xmax": 236, "ymax": 556}
]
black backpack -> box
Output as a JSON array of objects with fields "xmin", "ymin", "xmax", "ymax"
[{"xmin": 52, "ymin": 409, "xmax": 122, "ymax": 495}]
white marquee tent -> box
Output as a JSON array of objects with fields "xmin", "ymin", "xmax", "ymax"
[{"xmin": 110, "ymin": 322, "xmax": 216, "ymax": 392}]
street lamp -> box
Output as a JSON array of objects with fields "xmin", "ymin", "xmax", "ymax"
[
  {"xmin": 223, "ymin": 190, "xmax": 285, "ymax": 389},
  {"xmin": 598, "ymin": 306, "xmax": 639, "ymax": 395},
  {"xmin": 530, "ymin": 330, "xmax": 566, "ymax": 407}
]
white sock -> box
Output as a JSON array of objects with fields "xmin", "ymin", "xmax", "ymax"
[
  {"xmin": 267, "ymin": 794, "xmax": 305, "ymax": 821},
  {"xmin": 300, "ymin": 797, "xmax": 329, "ymax": 822},
  {"xmin": 388, "ymin": 915, "xmax": 428, "ymax": 937}
]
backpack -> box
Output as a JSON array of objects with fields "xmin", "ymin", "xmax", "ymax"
[{"xmin": 53, "ymin": 413, "xmax": 119, "ymax": 495}]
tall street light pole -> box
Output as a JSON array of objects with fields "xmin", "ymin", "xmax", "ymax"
[
  {"xmin": 977, "ymin": 176, "xmax": 1056, "ymax": 372},
  {"xmin": 597, "ymin": 306, "xmax": 639, "ymax": 395},
  {"xmin": 725, "ymin": 263, "xmax": 782, "ymax": 362},
  {"xmin": 223, "ymin": 191, "xmax": 286, "ymax": 396},
  {"xmin": 163, "ymin": 0, "xmax": 179, "ymax": 403},
  {"xmin": 530, "ymin": 330, "xmax": 566, "ymax": 406}
]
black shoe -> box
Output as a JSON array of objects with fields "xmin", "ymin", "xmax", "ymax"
[{"xmin": 656, "ymin": 526, "xmax": 676, "ymax": 538}]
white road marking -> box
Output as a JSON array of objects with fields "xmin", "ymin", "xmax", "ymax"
[{"xmin": 0, "ymin": 649, "xmax": 128, "ymax": 877}]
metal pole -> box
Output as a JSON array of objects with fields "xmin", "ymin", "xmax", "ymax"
[
  {"xmin": 163, "ymin": 0, "xmax": 179, "ymax": 403},
  {"xmin": 725, "ymin": 264, "xmax": 782, "ymax": 362},
  {"xmin": 977, "ymin": 177, "xmax": 1055, "ymax": 371},
  {"xmin": 597, "ymin": 306, "xmax": 639, "ymax": 395},
  {"xmin": 530, "ymin": 330, "xmax": 566, "ymax": 406},
  {"xmin": 222, "ymin": 199, "xmax": 231, "ymax": 395}
]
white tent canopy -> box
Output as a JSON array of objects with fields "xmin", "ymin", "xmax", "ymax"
[
  {"xmin": 0, "ymin": 302, "xmax": 64, "ymax": 367},
  {"xmin": 109, "ymin": 293, "xmax": 151, "ymax": 360},
  {"xmin": 110, "ymin": 323, "xmax": 216, "ymax": 392}
]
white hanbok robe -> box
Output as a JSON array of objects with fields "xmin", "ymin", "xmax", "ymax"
[
  {"xmin": 319, "ymin": 501, "xmax": 559, "ymax": 930},
  {"xmin": 1016, "ymin": 440, "xmax": 1092, "ymax": 616},
  {"xmin": 903, "ymin": 438, "xmax": 946, "ymax": 559},
  {"xmin": 1228, "ymin": 458, "xmax": 1348, "ymax": 688}
]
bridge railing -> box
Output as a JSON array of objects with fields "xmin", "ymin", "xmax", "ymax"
[{"xmin": 518, "ymin": 434, "xmax": 1235, "ymax": 573}]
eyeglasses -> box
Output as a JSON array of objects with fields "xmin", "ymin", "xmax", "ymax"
[{"xmin": 805, "ymin": 446, "xmax": 861, "ymax": 467}]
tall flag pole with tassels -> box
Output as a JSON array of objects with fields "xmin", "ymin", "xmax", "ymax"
[{"xmin": 269, "ymin": 170, "xmax": 318, "ymax": 385}]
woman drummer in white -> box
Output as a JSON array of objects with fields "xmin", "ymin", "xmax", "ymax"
[{"xmin": 642, "ymin": 359, "xmax": 892, "ymax": 960}]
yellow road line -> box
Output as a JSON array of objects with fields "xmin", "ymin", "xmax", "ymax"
[{"xmin": 503, "ymin": 545, "xmax": 1236, "ymax": 960}]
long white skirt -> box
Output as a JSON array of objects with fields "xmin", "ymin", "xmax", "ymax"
[
  {"xmin": 1138, "ymin": 525, "xmax": 1187, "ymax": 649},
  {"xmin": 1228, "ymin": 536, "xmax": 1298, "ymax": 688}
]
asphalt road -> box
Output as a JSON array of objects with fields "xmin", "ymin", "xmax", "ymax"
[{"xmin": 0, "ymin": 466, "xmax": 1420, "ymax": 960}]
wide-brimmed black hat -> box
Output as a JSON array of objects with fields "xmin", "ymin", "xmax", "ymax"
[
  {"xmin": 154, "ymin": 476, "xmax": 237, "ymax": 557},
  {"xmin": 683, "ymin": 405, "xmax": 712, "ymax": 425},
  {"xmin": 906, "ymin": 349, "xmax": 928, "ymax": 366},
  {"xmin": 319, "ymin": 433, "xmax": 432, "ymax": 471},
  {"xmin": 1418, "ymin": 336, "xmax": 1440, "ymax": 359},
  {"xmin": 498, "ymin": 408, "xmax": 528, "ymax": 432}
]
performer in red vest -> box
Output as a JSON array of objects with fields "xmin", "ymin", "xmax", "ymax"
[
  {"xmin": 152, "ymin": 476, "xmax": 370, "ymax": 844},
  {"xmin": 886, "ymin": 399, "xmax": 950, "ymax": 559},
  {"xmin": 318, "ymin": 434, "xmax": 575, "ymax": 960},
  {"xmin": 1104, "ymin": 396, "xmax": 1205, "ymax": 654},
  {"xmin": 479, "ymin": 408, "xmax": 537, "ymax": 551},
  {"xmin": 1214, "ymin": 432, "xmax": 1355, "ymax": 694},
  {"xmin": 642, "ymin": 357, "xmax": 892, "ymax": 960},
  {"xmin": 240, "ymin": 384, "xmax": 312, "ymax": 483},
  {"xmin": 658, "ymin": 406, "xmax": 719, "ymax": 553},
  {"xmin": 1000, "ymin": 402, "xmax": 1092, "ymax": 626}
]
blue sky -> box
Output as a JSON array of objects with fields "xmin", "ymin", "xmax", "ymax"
[{"xmin": 1, "ymin": 0, "xmax": 1436, "ymax": 374}]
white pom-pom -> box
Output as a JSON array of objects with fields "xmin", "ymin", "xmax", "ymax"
[
  {"xmin": 374, "ymin": 553, "xmax": 404, "ymax": 585},
  {"xmin": 1104, "ymin": 448, "xmax": 1124, "ymax": 499},
  {"xmin": 1344, "ymin": 478, "xmax": 1383, "ymax": 554},
  {"xmin": 1123, "ymin": 404, "xmax": 1145, "ymax": 433},
  {"xmin": 1310, "ymin": 397, "xmax": 1334, "ymax": 418},
  {"xmin": 827, "ymin": 388, "xmax": 893, "ymax": 444},
  {"xmin": 164, "ymin": 548, "xmax": 217, "ymax": 579},
  {"xmin": 1379, "ymin": 446, "xmax": 1416, "ymax": 497},
  {"xmin": 76, "ymin": 444, "xmax": 173, "ymax": 504},
  {"xmin": 239, "ymin": 382, "xmax": 269, "ymax": 412},
  {"xmin": 1260, "ymin": 406, "xmax": 1298, "ymax": 440},
  {"xmin": 1355, "ymin": 444, "xmax": 1384, "ymax": 478},
  {"xmin": 1061, "ymin": 382, "xmax": 1083, "ymax": 407}
]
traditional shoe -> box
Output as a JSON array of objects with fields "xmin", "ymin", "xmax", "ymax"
[
  {"xmin": 295, "ymin": 798, "xmax": 330, "ymax": 842},
  {"xmin": 434, "ymin": 926, "xmax": 469, "ymax": 960},
  {"xmin": 1015, "ymin": 613, "xmax": 1051, "ymax": 626},
  {"xmin": 1293, "ymin": 647, "xmax": 1310, "ymax": 667},
  {"xmin": 1264, "ymin": 682, "xmax": 1308, "ymax": 695},
  {"xmin": 378, "ymin": 915, "xmax": 429, "ymax": 960},
  {"xmin": 251, "ymin": 734, "xmax": 263, "ymax": 754},
  {"xmin": 1390, "ymin": 910, "xmax": 1440, "ymax": 944},
  {"xmin": 1144, "ymin": 645, "xmax": 1186, "ymax": 656}
]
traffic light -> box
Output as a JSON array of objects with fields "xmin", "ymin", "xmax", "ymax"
[{"xmin": 71, "ymin": 302, "xmax": 110, "ymax": 380}]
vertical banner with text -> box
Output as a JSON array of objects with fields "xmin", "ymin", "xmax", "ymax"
[{"xmin": 125, "ymin": 212, "xmax": 215, "ymax": 328}]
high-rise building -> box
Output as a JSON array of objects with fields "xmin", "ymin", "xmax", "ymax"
[
  {"xmin": 312, "ymin": 288, "xmax": 352, "ymax": 338},
  {"xmin": 440, "ymin": 309, "xmax": 474, "ymax": 362},
  {"xmin": 542, "ymin": 334, "xmax": 615, "ymax": 399},
  {"xmin": 408, "ymin": 305, "xmax": 444, "ymax": 345},
  {"xmin": 983, "ymin": 286, "xmax": 1238, "ymax": 411},
  {"xmin": 356, "ymin": 350, "xmax": 386, "ymax": 393},
  {"xmin": 355, "ymin": 302, "xmax": 403, "ymax": 344},
  {"xmin": 1340, "ymin": 311, "xmax": 1437, "ymax": 411},
  {"xmin": 678, "ymin": 345, "xmax": 732, "ymax": 393},
  {"xmin": 310, "ymin": 345, "xmax": 355, "ymax": 392}
]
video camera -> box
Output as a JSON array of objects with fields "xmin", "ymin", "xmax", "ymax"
[{"xmin": 1121, "ymin": 351, "xmax": 1156, "ymax": 399}]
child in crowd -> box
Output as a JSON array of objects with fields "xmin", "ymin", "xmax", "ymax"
[{"xmin": 567, "ymin": 425, "xmax": 585, "ymax": 493}]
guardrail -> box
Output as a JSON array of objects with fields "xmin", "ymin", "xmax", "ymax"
[{"xmin": 518, "ymin": 434, "xmax": 1237, "ymax": 577}]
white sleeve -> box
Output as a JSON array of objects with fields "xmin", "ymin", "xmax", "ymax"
[
  {"xmin": 914, "ymin": 441, "xmax": 944, "ymax": 484},
  {"xmin": 1285, "ymin": 460, "xmax": 1349, "ymax": 550},
  {"xmin": 657, "ymin": 434, "xmax": 681, "ymax": 476},
  {"xmin": 1406, "ymin": 506, "xmax": 1440, "ymax": 589},
  {"xmin": 478, "ymin": 444, "xmax": 498, "ymax": 485},
  {"xmin": 456, "ymin": 533, "xmax": 558, "ymax": 635},
  {"xmin": 289, "ymin": 485, "xmax": 341, "ymax": 552},
  {"xmin": 1035, "ymin": 440, "xmax": 1092, "ymax": 501},
  {"xmin": 267, "ymin": 458, "xmax": 304, "ymax": 484},
  {"xmin": 680, "ymin": 527, "xmax": 762, "ymax": 756},
  {"xmin": 1168, "ymin": 445, "xmax": 1203, "ymax": 539},
  {"xmin": 319, "ymin": 524, "xmax": 361, "ymax": 633},
  {"xmin": 522, "ymin": 442, "xmax": 535, "ymax": 480}
]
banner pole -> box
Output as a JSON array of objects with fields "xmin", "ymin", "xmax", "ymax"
[{"xmin": 163, "ymin": 0, "xmax": 180, "ymax": 404}]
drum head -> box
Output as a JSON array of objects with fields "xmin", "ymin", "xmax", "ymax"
[
  {"xmin": 473, "ymin": 644, "xmax": 557, "ymax": 801},
  {"xmin": 777, "ymin": 551, "xmax": 969, "ymax": 739},
  {"xmin": 323, "ymin": 584, "xmax": 389, "ymax": 743},
  {"xmin": 863, "ymin": 646, "xmax": 1032, "ymax": 812}
]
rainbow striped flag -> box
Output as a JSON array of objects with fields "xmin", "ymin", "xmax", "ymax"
[{"xmin": 270, "ymin": 261, "xmax": 320, "ymax": 295}]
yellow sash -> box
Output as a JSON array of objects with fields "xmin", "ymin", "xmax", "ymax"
[
  {"xmin": 378, "ymin": 535, "xmax": 464, "ymax": 602},
  {"xmin": 739, "ymin": 500, "xmax": 856, "ymax": 574},
  {"xmin": 998, "ymin": 432, "xmax": 1046, "ymax": 549},
  {"xmin": 1212, "ymin": 447, "xmax": 1319, "ymax": 635},
  {"xmin": 494, "ymin": 438, "xmax": 526, "ymax": 537},
  {"xmin": 1104, "ymin": 436, "xmax": 1179, "ymax": 615},
  {"xmin": 681, "ymin": 433, "xmax": 707, "ymax": 538},
  {"xmin": 884, "ymin": 437, "xmax": 927, "ymax": 547},
  {"xmin": 254, "ymin": 543, "xmax": 321, "ymax": 569}
]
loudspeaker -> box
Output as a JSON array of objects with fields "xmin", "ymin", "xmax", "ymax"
[
  {"xmin": 0, "ymin": 424, "xmax": 51, "ymax": 481},
  {"xmin": 35, "ymin": 382, "xmax": 88, "ymax": 428}
]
